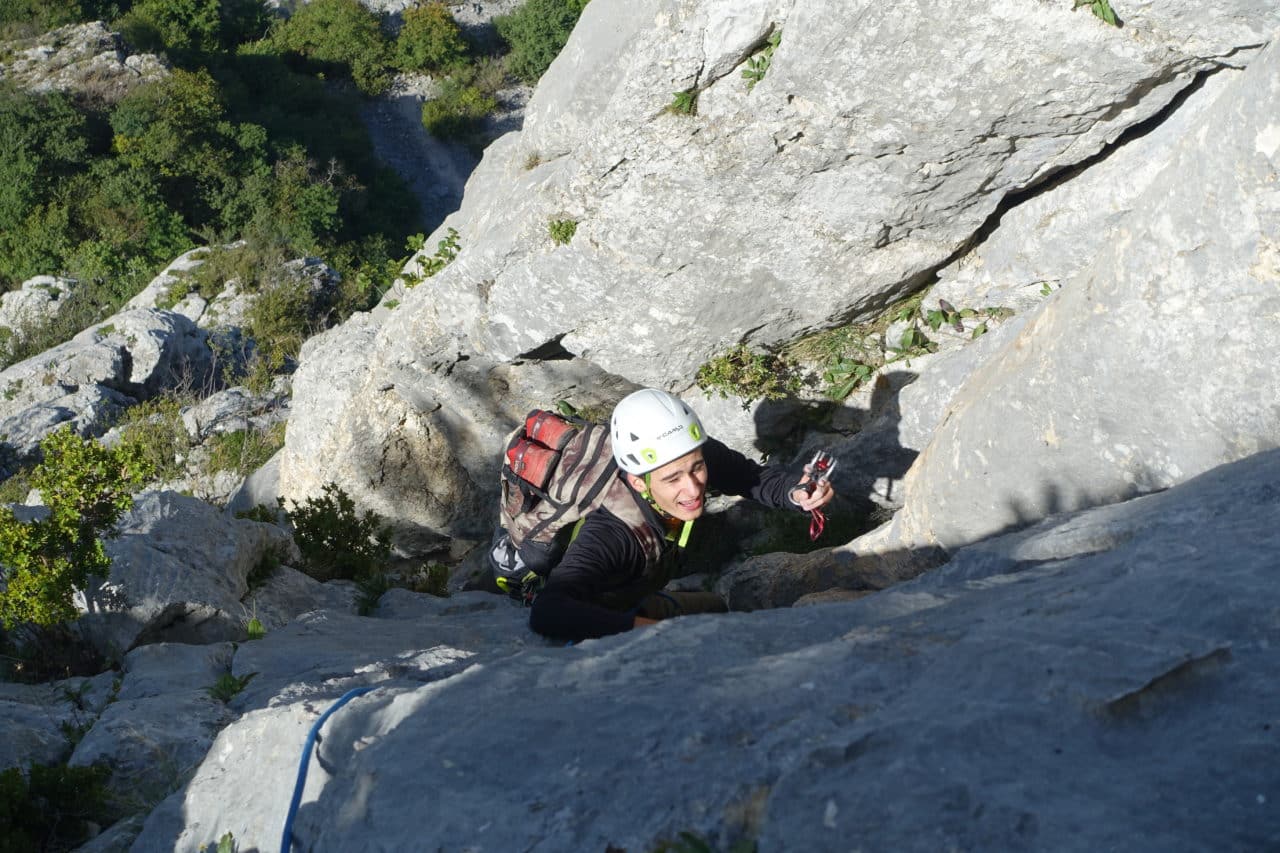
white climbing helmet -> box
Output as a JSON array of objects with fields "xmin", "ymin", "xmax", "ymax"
[{"xmin": 610, "ymin": 389, "xmax": 708, "ymax": 475}]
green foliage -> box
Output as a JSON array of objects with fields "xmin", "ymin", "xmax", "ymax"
[
  {"xmin": 280, "ymin": 483, "xmax": 392, "ymax": 582},
  {"xmin": 245, "ymin": 616, "xmax": 265, "ymax": 640},
  {"xmin": 117, "ymin": 0, "xmax": 224, "ymax": 60},
  {"xmin": 1074, "ymin": 0, "xmax": 1119, "ymax": 26},
  {"xmin": 206, "ymin": 671, "xmax": 256, "ymax": 702},
  {"xmin": 204, "ymin": 422, "xmax": 286, "ymax": 478},
  {"xmin": 265, "ymin": 0, "xmax": 393, "ymax": 95},
  {"xmin": 420, "ymin": 71, "xmax": 498, "ymax": 147},
  {"xmin": 112, "ymin": 394, "xmax": 193, "ymax": 483},
  {"xmin": 742, "ymin": 29, "xmax": 780, "ymax": 91},
  {"xmin": 406, "ymin": 227, "xmax": 460, "ymax": 285},
  {"xmin": 0, "ymin": 762, "xmax": 112, "ymax": 853},
  {"xmin": 548, "ymin": 218, "xmax": 577, "ymax": 245},
  {"xmin": 667, "ymin": 88, "xmax": 697, "ymax": 116},
  {"xmin": 494, "ymin": 0, "xmax": 589, "ymax": 84},
  {"xmin": 245, "ymin": 546, "xmax": 281, "ymax": 591},
  {"xmin": 394, "ymin": 2, "xmax": 469, "ymax": 73},
  {"xmin": 355, "ymin": 571, "xmax": 390, "ymax": 615},
  {"xmin": 414, "ymin": 561, "xmax": 449, "ymax": 597},
  {"xmin": 696, "ymin": 344, "xmax": 798, "ymax": 405},
  {"xmin": 0, "ymin": 429, "xmax": 152, "ymax": 629},
  {"xmin": 235, "ymin": 503, "xmax": 280, "ymax": 524},
  {"xmin": 216, "ymin": 830, "xmax": 238, "ymax": 853}
]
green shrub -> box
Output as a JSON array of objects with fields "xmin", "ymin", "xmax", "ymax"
[
  {"xmin": 696, "ymin": 344, "xmax": 798, "ymax": 404},
  {"xmin": 1074, "ymin": 0, "xmax": 1119, "ymax": 25},
  {"xmin": 0, "ymin": 428, "xmax": 152, "ymax": 629},
  {"xmin": 116, "ymin": 0, "xmax": 223, "ymax": 60},
  {"xmin": 204, "ymin": 422, "xmax": 286, "ymax": 478},
  {"xmin": 548, "ymin": 218, "xmax": 577, "ymax": 245},
  {"xmin": 408, "ymin": 227, "xmax": 460, "ymax": 283},
  {"xmin": 420, "ymin": 72, "xmax": 497, "ymax": 147},
  {"xmin": 244, "ymin": 271, "xmax": 323, "ymax": 373},
  {"xmin": 112, "ymin": 394, "xmax": 193, "ymax": 484},
  {"xmin": 394, "ymin": 2, "xmax": 469, "ymax": 73},
  {"xmin": 494, "ymin": 0, "xmax": 589, "ymax": 84},
  {"xmin": 265, "ymin": 0, "xmax": 394, "ymax": 95},
  {"xmin": 0, "ymin": 762, "xmax": 112, "ymax": 853},
  {"xmin": 280, "ymin": 483, "xmax": 392, "ymax": 582}
]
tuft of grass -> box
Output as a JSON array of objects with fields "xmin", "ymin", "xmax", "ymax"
[
  {"xmin": 206, "ymin": 672, "xmax": 256, "ymax": 703},
  {"xmin": 203, "ymin": 422, "xmax": 286, "ymax": 478},
  {"xmin": 548, "ymin": 218, "xmax": 577, "ymax": 245},
  {"xmin": 696, "ymin": 344, "xmax": 800, "ymax": 405},
  {"xmin": 355, "ymin": 572, "xmax": 391, "ymax": 615}
]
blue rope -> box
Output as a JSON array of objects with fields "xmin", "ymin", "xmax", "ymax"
[{"xmin": 280, "ymin": 686, "xmax": 377, "ymax": 853}]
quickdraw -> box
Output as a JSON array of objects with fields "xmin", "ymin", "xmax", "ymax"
[{"xmin": 802, "ymin": 450, "xmax": 837, "ymax": 541}]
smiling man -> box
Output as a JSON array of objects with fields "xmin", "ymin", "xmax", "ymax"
[{"xmin": 528, "ymin": 388, "xmax": 836, "ymax": 641}]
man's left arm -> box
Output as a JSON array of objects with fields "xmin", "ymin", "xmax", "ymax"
[{"xmin": 701, "ymin": 438, "xmax": 835, "ymax": 512}]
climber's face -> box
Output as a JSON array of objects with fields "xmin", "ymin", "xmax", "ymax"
[{"xmin": 627, "ymin": 448, "xmax": 708, "ymax": 521}]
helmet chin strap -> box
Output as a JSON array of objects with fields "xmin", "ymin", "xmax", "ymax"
[{"xmin": 640, "ymin": 472, "xmax": 694, "ymax": 547}]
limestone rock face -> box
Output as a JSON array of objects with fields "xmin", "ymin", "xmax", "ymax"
[
  {"xmin": 282, "ymin": 0, "xmax": 1280, "ymax": 541},
  {"xmin": 0, "ymin": 309, "xmax": 212, "ymax": 476},
  {"xmin": 0, "ymin": 277, "xmax": 79, "ymax": 345},
  {"xmin": 129, "ymin": 448, "xmax": 1280, "ymax": 852},
  {"xmin": 74, "ymin": 491, "xmax": 298, "ymax": 656},
  {"xmin": 422, "ymin": 0, "xmax": 1278, "ymax": 383},
  {"xmin": 865, "ymin": 37, "xmax": 1280, "ymax": 554},
  {"xmin": 0, "ymin": 21, "xmax": 168, "ymax": 103}
]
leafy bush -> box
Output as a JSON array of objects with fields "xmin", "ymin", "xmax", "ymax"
[
  {"xmin": 116, "ymin": 0, "xmax": 224, "ymax": 60},
  {"xmin": 280, "ymin": 483, "xmax": 392, "ymax": 582},
  {"xmin": 0, "ymin": 429, "xmax": 152, "ymax": 629},
  {"xmin": 265, "ymin": 0, "xmax": 394, "ymax": 95},
  {"xmin": 0, "ymin": 762, "xmax": 111, "ymax": 853},
  {"xmin": 493, "ymin": 0, "xmax": 589, "ymax": 84},
  {"xmin": 112, "ymin": 393, "xmax": 194, "ymax": 483},
  {"xmin": 1074, "ymin": 0, "xmax": 1119, "ymax": 26},
  {"xmin": 420, "ymin": 71, "xmax": 498, "ymax": 147},
  {"xmin": 394, "ymin": 2, "xmax": 469, "ymax": 73}
]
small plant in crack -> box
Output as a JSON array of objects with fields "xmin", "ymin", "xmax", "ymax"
[
  {"xmin": 667, "ymin": 88, "xmax": 697, "ymax": 116},
  {"xmin": 743, "ymin": 29, "xmax": 781, "ymax": 91}
]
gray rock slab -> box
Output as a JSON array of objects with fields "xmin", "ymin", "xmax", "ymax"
[
  {"xmin": 115, "ymin": 643, "xmax": 235, "ymax": 703},
  {"xmin": 0, "ymin": 670, "xmax": 119, "ymax": 771},
  {"xmin": 225, "ymin": 591, "xmax": 548, "ymax": 712},
  {"xmin": 131, "ymin": 448, "xmax": 1280, "ymax": 852},
  {"xmin": 0, "ymin": 22, "xmax": 168, "ymax": 103},
  {"xmin": 878, "ymin": 37, "xmax": 1280, "ymax": 553},
  {"xmin": 74, "ymin": 491, "xmax": 297, "ymax": 656},
  {"xmin": 242, "ymin": 565, "xmax": 355, "ymax": 633}
]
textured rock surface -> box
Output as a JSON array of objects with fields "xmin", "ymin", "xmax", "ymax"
[
  {"xmin": 281, "ymin": 325, "xmax": 639, "ymax": 541},
  {"xmin": 69, "ymin": 644, "xmax": 237, "ymax": 810},
  {"xmin": 868, "ymin": 37, "xmax": 1280, "ymax": 554},
  {"xmin": 0, "ymin": 276, "xmax": 79, "ymax": 343},
  {"xmin": 283, "ymin": 0, "xmax": 1280, "ymax": 542},
  {"xmin": 131, "ymin": 448, "xmax": 1280, "ymax": 852},
  {"xmin": 0, "ymin": 22, "xmax": 168, "ymax": 103},
  {"xmin": 0, "ymin": 309, "xmax": 213, "ymax": 474},
  {"xmin": 74, "ymin": 491, "xmax": 298, "ymax": 656}
]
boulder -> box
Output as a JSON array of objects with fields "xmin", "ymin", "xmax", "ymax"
[
  {"xmin": 129, "ymin": 448, "xmax": 1280, "ymax": 852},
  {"xmin": 864, "ymin": 36, "xmax": 1280, "ymax": 555},
  {"xmin": 0, "ymin": 276, "xmax": 78, "ymax": 344},
  {"xmin": 0, "ymin": 309, "xmax": 213, "ymax": 474},
  {"xmin": 74, "ymin": 491, "xmax": 298, "ymax": 656},
  {"xmin": 281, "ymin": 326, "xmax": 639, "ymax": 542}
]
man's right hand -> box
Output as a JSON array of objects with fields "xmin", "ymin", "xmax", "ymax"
[{"xmin": 633, "ymin": 615, "xmax": 659, "ymax": 628}]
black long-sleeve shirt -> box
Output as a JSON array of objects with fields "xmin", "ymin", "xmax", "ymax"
[{"xmin": 528, "ymin": 438, "xmax": 805, "ymax": 641}]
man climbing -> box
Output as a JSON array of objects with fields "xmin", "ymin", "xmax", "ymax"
[{"xmin": 529, "ymin": 388, "xmax": 836, "ymax": 641}]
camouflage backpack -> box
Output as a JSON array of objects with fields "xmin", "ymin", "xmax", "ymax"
[{"xmin": 488, "ymin": 409, "xmax": 663, "ymax": 602}]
